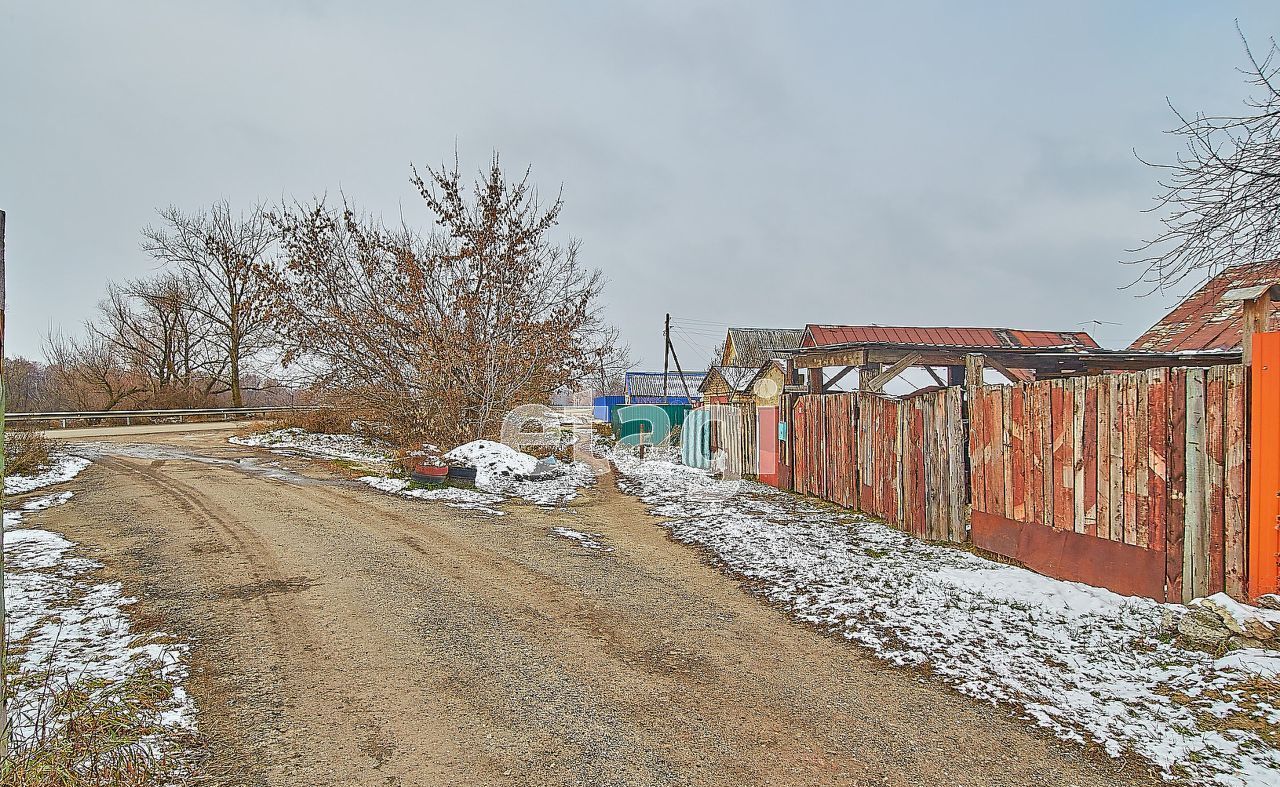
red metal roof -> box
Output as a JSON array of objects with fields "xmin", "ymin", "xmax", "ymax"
[
  {"xmin": 801, "ymin": 324, "xmax": 1099, "ymax": 350},
  {"xmin": 1128, "ymin": 261, "xmax": 1280, "ymax": 352}
]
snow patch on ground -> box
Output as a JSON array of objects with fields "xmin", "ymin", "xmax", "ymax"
[
  {"xmin": 4, "ymin": 455, "xmax": 91, "ymax": 496},
  {"xmin": 550, "ymin": 527, "xmax": 613, "ymax": 552},
  {"xmin": 3, "ymin": 456, "xmax": 195, "ymax": 752},
  {"xmin": 611, "ymin": 452, "xmax": 1280, "ymax": 787},
  {"xmin": 230, "ymin": 428, "xmax": 393, "ymax": 465},
  {"xmin": 358, "ymin": 476, "xmax": 506, "ymax": 516}
]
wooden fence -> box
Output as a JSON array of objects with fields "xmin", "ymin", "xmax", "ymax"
[
  {"xmin": 969, "ymin": 366, "xmax": 1248, "ymax": 601},
  {"xmin": 702, "ymin": 404, "xmax": 759, "ymax": 479},
  {"xmin": 792, "ymin": 390, "xmax": 967, "ymax": 542}
]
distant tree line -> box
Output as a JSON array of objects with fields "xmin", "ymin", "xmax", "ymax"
[{"xmin": 9, "ymin": 155, "xmax": 629, "ymax": 445}]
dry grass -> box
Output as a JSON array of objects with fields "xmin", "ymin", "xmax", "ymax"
[
  {"xmin": 2, "ymin": 672, "xmax": 187, "ymax": 786},
  {"xmin": 4, "ymin": 429, "xmax": 59, "ymax": 477}
]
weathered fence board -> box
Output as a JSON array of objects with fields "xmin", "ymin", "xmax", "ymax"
[
  {"xmin": 789, "ymin": 390, "xmax": 966, "ymax": 542},
  {"xmin": 970, "ymin": 365, "xmax": 1247, "ymax": 601}
]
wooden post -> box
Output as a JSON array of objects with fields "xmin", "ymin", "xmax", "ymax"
[{"xmin": 1, "ymin": 208, "xmax": 8, "ymax": 756}]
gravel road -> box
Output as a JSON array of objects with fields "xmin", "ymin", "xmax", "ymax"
[{"xmin": 37, "ymin": 431, "xmax": 1166, "ymax": 787}]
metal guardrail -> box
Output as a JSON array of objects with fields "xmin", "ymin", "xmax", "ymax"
[{"xmin": 5, "ymin": 406, "xmax": 318, "ymax": 429}]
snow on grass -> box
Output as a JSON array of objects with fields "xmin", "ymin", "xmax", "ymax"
[
  {"xmin": 230, "ymin": 428, "xmax": 394, "ymax": 465},
  {"xmin": 611, "ymin": 452, "xmax": 1280, "ymax": 787},
  {"xmin": 358, "ymin": 476, "xmax": 506, "ymax": 516},
  {"xmin": 550, "ymin": 527, "xmax": 613, "ymax": 552},
  {"xmin": 4, "ymin": 454, "xmax": 91, "ymax": 496},
  {"xmin": 3, "ymin": 457, "xmax": 195, "ymax": 753}
]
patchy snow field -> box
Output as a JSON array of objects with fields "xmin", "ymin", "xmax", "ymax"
[
  {"xmin": 358, "ymin": 475, "xmax": 507, "ymax": 516},
  {"xmin": 612, "ymin": 453, "xmax": 1280, "ymax": 787},
  {"xmin": 3, "ymin": 455, "xmax": 195, "ymax": 750},
  {"xmin": 4, "ymin": 455, "xmax": 91, "ymax": 496},
  {"xmin": 230, "ymin": 428, "xmax": 394, "ymax": 466}
]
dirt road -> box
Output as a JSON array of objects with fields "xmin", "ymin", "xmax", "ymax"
[{"xmin": 38, "ymin": 430, "xmax": 1163, "ymax": 787}]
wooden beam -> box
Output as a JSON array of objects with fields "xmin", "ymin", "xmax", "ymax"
[
  {"xmin": 822, "ymin": 365, "xmax": 855, "ymax": 392},
  {"xmin": 1242, "ymin": 295, "xmax": 1269, "ymax": 366},
  {"xmin": 864, "ymin": 352, "xmax": 922, "ymax": 393},
  {"xmin": 983, "ymin": 354, "xmax": 1028, "ymax": 385},
  {"xmin": 925, "ymin": 366, "xmax": 947, "ymax": 387},
  {"xmin": 791, "ymin": 348, "xmax": 867, "ymax": 369}
]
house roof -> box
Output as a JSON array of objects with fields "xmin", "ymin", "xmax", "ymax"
[
  {"xmin": 801, "ymin": 324, "xmax": 1099, "ymax": 351},
  {"xmin": 1128, "ymin": 260, "xmax": 1280, "ymax": 352},
  {"xmin": 699, "ymin": 366, "xmax": 759, "ymax": 395},
  {"xmin": 723, "ymin": 328, "xmax": 804, "ymax": 366},
  {"xmin": 624, "ymin": 371, "xmax": 706, "ymax": 398}
]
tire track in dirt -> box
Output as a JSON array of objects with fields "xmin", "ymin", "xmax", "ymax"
[{"xmin": 42, "ymin": 435, "xmax": 1167, "ymax": 787}]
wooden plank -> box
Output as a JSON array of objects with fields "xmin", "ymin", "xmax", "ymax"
[
  {"xmin": 1206, "ymin": 366, "xmax": 1227, "ymax": 594},
  {"xmin": 1024, "ymin": 381, "xmax": 1044, "ymax": 524},
  {"xmin": 947, "ymin": 387, "xmax": 967, "ymax": 543},
  {"xmin": 1010, "ymin": 385, "xmax": 1026, "ymax": 521},
  {"xmin": 1109, "ymin": 374, "xmax": 1125, "ymax": 542},
  {"xmin": 1082, "ymin": 378, "xmax": 1099, "ymax": 536},
  {"xmin": 989, "ymin": 387, "xmax": 1006, "ymax": 519},
  {"xmin": 1073, "ymin": 376, "xmax": 1087, "ymax": 534},
  {"xmin": 1052, "ymin": 380, "xmax": 1073, "ymax": 530},
  {"xmin": 1096, "ymin": 378, "xmax": 1111, "ymax": 540},
  {"xmin": 911, "ymin": 399, "xmax": 927, "ymax": 536},
  {"xmin": 1123, "ymin": 373, "xmax": 1139, "ymax": 545},
  {"xmin": 1040, "ymin": 381, "xmax": 1055, "ymax": 527},
  {"xmin": 1185, "ymin": 368, "xmax": 1207, "ymax": 600},
  {"xmin": 1167, "ymin": 370, "xmax": 1188, "ymax": 602},
  {"xmin": 1224, "ymin": 365, "xmax": 1248, "ymax": 599},
  {"xmin": 1002, "ymin": 387, "xmax": 1014, "ymax": 520},
  {"xmin": 1136, "ymin": 373, "xmax": 1151, "ymax": 548},
  {"xmin": 970, "ymin": 387, "xmax": 986, "ymax": 513},
  {"xmin": 1147, "ymin": 369, "xmax": 1168, "ymax": 556}
]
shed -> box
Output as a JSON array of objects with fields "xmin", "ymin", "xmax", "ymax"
[
  {"xmin": 699, "ymin": 366, "xmax": 759, "ymax": 404},
  {"xmin": 624, "ymin": 371, "xmax": 706, "ymax": 404},
  {"xmin": 720, "ymin": 328, "xmax": 804, "ymax": 367},
  {"xmin": 1129, "ymin": 260, "xmax": 1280, "ymax": 353}
]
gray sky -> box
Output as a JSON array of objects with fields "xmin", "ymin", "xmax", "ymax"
[{"xmin": 4, "ymin": 1, "xmax": 1280, "ymax": 369}]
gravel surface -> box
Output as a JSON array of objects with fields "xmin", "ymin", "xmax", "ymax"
[{"xmin": 38, "ymin": 431, "xmax": 1168, "ymax": 787}]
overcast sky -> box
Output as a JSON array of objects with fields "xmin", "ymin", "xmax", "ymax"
[{"xmin": 4, "ymin": 2, "xmax": 1280, "ymax": 369}]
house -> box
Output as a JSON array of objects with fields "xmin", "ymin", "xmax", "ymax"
[
  {"xmin": 698, "ymin": 366, "xmax": 759, "ymax": 405},
  {"xmin": 623, "ymin": 371, "xmax": 706, "ymax": 404},
  {"xmin": 720, "ymin": 328, "xmax": 804, "ymax": 367},
  {"xmin": 1129, "ymin": 260, "xmax": 1280, "ymax": 353}
]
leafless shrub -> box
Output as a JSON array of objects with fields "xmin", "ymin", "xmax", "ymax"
[{"xmin": 3, "ymin": 429, "xmax": 58, "ymax": 477}]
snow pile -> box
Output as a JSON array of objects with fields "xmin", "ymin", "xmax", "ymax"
[
  {"xmin": 611, "ymin": 452, "xmax": 1280, "ymax": 787},
  {"xmin": 230, "ymin": 428, "xmax": 393, "ymax": 465},
  {"xmin": 3, "ymin": 457, "xmax": 195, "ymax": 750},
  {"xmin": 550, "ymin": 527, "xmax": 613, "ymax": 552},
  {"xmin": 357, "ymin": 476, "xmax": 505, "ymax": 516},
  {"xmin": 445, "ymin": 439, "xmax": 595, "ymax": 506},
  {"xmin": 4, "ymin": 455, "xmax": 91, "ymax": 496}
]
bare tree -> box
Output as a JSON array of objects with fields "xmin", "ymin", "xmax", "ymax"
[
  {"xmin": 267, "ymin": 155, "xmax": 622, "ymax": 445},
  {"xmin": 90, "ymin": 274, "xmax": 223, "ymax": 404},
  {"xmin": 1133, "ymin": 28, "xmax": 1280, "ymax": 288},
  {"xmin": 43, "ymin": 330, "xmax": 145, "ymax": 410},
  {"xmin": 142, "ymin": 202, "xmax": 276, "ymax": 405}
]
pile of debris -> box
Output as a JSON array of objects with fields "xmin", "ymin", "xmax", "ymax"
[{"xmin": 1173, "ymin": 592, "xmax": 1280, "ymax": 651}]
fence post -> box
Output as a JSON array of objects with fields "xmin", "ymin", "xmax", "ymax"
[{"xmin": 1, "ymin": 208, "xmax": 9, "ymax": 756}]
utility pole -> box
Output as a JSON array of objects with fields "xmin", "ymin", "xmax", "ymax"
[
  {"xmin": 662, "ymin": 313, "xmax": 671, "ymax": 399},
  {"xmin": 661, "ymin": 313, "xmax": 693, "ymax": 403},
  {"xmin": 1, "ymin": 208, "xmax": 9, "ymax": 758}
]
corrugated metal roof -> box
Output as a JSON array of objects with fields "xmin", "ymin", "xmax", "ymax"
[
  {"xmin": 700, "ymin": 366, "xmax": 759, "ymax": 394},
  {"xmin": 801, "ymin": 325, "xmax": 1099, "ymax": 350},
  {"xmin": 724, "ymin": 328, "xmax": 804, "ymax": 366},
  {"xmin": 1128, "ymin": 261, "xmax": 1280, "ymax": 352},
  {"xmin": 624, "ymin": 371, "xmax": 706, "ymax": 398}
]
